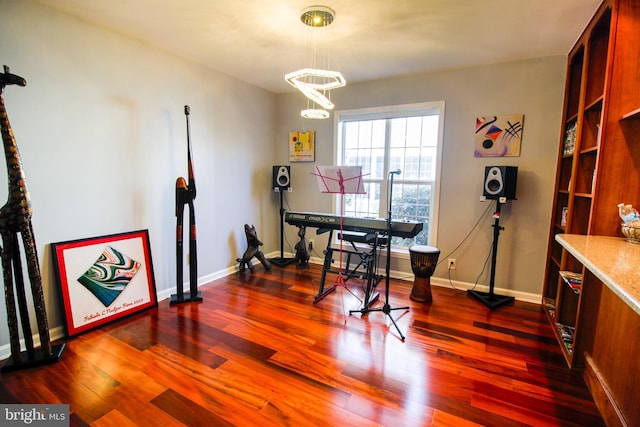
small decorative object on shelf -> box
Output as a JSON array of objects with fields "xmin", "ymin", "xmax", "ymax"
[
  {"xmin": 617, "ymin": 203, "xmax": 640, "ymax": 243},
  {"xmin": 617, "ymin": 202, "xmax": 640, "ymax": 222}
]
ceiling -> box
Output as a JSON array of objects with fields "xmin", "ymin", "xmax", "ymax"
[{"xmin": 35, "ymin": 0, "xmax": 602, "ymax": 94}]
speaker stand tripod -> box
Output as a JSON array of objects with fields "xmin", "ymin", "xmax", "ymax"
[
  {"xmin": 269, "ymin": 188, "xmax": 296, "ymax": 268},
  {"xmin": 350, "ymin": 170, "xmax": 408, "ymax": 341},
  {"xmin": 468, "ymin": 198, "xmax": 515, "ymax": 310}
]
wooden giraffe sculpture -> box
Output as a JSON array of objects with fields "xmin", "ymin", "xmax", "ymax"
[
  {"xmin": 0, "ymin": 66, "xmax": 64, "ymax": 371},
  {"xmin": 170, "ymin": 105, "xmax": 202, "ymax": 304}
]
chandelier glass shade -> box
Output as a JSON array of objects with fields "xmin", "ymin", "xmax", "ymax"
[
  {"xmin": 300, "ymin": 108, "xmax": 330, "ymax": 119},
  {"xmin": 286, "ymin": 6, "xmax": 345, "ymax": 119}
]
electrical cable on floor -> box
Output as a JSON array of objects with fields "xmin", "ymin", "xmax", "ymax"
[{"xmin": 471, "ymin": 241, "xmax": 493, "ymax": 290}]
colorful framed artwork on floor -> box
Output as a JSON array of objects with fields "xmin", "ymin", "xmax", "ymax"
[{"xmin": 51, "ymin": 229, "xmax": 157, "ymax": 337}]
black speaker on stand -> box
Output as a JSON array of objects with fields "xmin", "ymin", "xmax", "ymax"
[
  {"xmin": 482, "ymin": 166, "xmax": 517, "ymax": 200},
  {"xmin": 270, "ymin": 166, "xmax": 296, "ymax": 267},
  {"xmin": 468, "ymin": 166, "xmax": 518, "ymax": 310}
]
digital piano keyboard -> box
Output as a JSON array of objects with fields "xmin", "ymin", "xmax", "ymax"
[{"xmin": 284, "ymin": 211, "xmax": 423, "ymax": 238}]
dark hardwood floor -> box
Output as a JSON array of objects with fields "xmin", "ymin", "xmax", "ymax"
[{"xmin": 0, "ymin": 263, "xmax": 604, "ymax": 426}]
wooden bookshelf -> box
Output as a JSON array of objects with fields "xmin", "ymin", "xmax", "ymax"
[{"xmin": 543, "ymin": 1, "xmax": 640, "ymax": 425}]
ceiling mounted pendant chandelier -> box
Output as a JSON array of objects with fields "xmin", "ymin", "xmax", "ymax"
[{"xmin": 285, "ymin": 5, "xmax": 346, "ymax": 119}]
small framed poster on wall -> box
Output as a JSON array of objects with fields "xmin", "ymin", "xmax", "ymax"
[
  {"xmin": 289, "ymin": 131, "xmax": 315, "ymax": 162},
  {"xmin": 51, "ymin": 229, "xmax": 157, "ymax": 337}
]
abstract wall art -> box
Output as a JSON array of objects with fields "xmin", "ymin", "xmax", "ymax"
[
  {"xmin": 289, "ymin": 131, "xmax": 315, "ymax": 162},
  {"xmin": 474, "ymin": 115, "xmax": 524, "ymax": 157},
  {"xmin": 51, "ymin": 230, "xmax": 157, "ymax": 337}
]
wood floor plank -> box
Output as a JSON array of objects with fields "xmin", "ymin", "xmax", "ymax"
[
  {"xmin": 91, "ymin": 410, "xmax": 141, "ymax": 427},
  {"xmin": 98, "ymin": 385, "xmax": 186, "ymax": 427},
  {"xmin": 70, "ymin": 333, "xmax": 169, "ymax": 401},
  {"xmin": 0, "ymin": 263, "xmax": 604, "ymax": 426},
  {"xmin": 431, "ymin": 409, "xmax": 484, "ymax": 427},
  {"xmin": 151, "ymin": 388, "xmax": 233, "ymax": 427}
]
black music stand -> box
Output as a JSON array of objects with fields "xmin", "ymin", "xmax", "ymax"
[
  {"xmin": 312, "ymin": 165, "xmax": 366, "ymax": 302},
  {"xmin": 269, "ymin": 188, "xmax": 296, "ymax": 267},
  {"xmin": 350, "ymin": 170, "xmax": 409, "ymax": 341}
]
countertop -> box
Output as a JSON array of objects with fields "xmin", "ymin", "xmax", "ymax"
[{"xmin": 556, "ymin": 234, "xmax": 640, "ymax": 315}]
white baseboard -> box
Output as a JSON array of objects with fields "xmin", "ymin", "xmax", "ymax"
[
  {"xmin": 156, "ymin": 264, "xmax": 238, "ymax": 302},
  {"xmin": 428, "ymin": 277, "xmax": 542, "ymax": 304},
  {"xmin": 274, "ymin": 251, "xmax": 542, "ymax": 304}
]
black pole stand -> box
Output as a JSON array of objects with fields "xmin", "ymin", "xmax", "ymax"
[
  {"xmin": 468, "ymin": 198, "xmax": 515, "ymax": 310},
  {"xmin": 269, "ymin": 189, "xmax": 296, "ymax": 267},
  {"xmin": 350, "ymin": 171, "xmax": 409, "ymax": 341}
]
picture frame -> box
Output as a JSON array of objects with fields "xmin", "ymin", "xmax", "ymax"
[
  {"xmin": 474, "ymin": 114, "xmax": 524, "ymax": 157},
  {"xmin": 289, "ymin": 130, "xmax": 315, "ymax": 162},
  {"xmin": 51, "ymin": 229, "xmax": 157, "ymax": 337}
]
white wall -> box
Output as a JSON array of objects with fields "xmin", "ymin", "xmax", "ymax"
[
  {"xmin": 0, "ymin": 0, "xmax": 278, "ymax": 350},
  {"xmin": 276, "ymin": 56, "xmax": 566, "ymax": 300},
  {"xmin": 0, "ymin": 0, "xmax": 567, "ymax": 357}
]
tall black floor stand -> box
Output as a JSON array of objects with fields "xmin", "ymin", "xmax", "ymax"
[
  {"xmin": 468, "ymin": 199, "xmax": 515, "ymax": 310},
  {"xmin": 170, "ymin": 105, "xmax": 202, "ymax": 305},
  {"xmin": 350, "ymin": 170, "xmax": 409, "ymax": 341},
  {"xmin": 270, "ymin": 189, "xmax": 295, "ymax": 267}
]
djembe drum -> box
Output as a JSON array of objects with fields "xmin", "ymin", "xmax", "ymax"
[{"xmin": 409, "ymin": 245, "xmax": 440, "ymax": 302}]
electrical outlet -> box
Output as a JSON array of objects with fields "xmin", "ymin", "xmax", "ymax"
[
  {"xmin": 448, "ymin": 258, "xmax": 456, "ymax": 270},
  {"xmin": 309, "ymin": 239, "xmax": 314, "ymax": 250}
]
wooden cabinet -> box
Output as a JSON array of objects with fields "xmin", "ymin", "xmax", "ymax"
[
  {"xmin": 556, "ymin": 235, "xmax": 640, "ymax": 427},
  {"xmin": 543, "ymin": 0, "xmax": 640, "ymax": 370}
]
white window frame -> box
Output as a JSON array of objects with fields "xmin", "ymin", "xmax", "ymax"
[{"xmin": 333, "ymin": 101, "xmax": 445, "ymax": 250}]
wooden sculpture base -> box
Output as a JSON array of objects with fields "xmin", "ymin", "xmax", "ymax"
[{"xmin": 1, "ymin": 343, "xmax": 66, "ymax": 373}]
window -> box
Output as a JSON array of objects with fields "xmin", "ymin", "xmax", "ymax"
[{"xmin": 335, "ymin": 101, "xmax": 445, "ymax": 248}]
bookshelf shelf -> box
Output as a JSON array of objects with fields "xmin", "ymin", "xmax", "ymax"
[
  {"xmin": 579, "ymin": 146, "xmax": 598, "ymax": 155},
  {"xmin": 620, "ymin": 107, "xmax": 640, "ymax": 121},
  {"xmin": 584, "ymin": 96, "xmax": 604, "ymax": 112}
]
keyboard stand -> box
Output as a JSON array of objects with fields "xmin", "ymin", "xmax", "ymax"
[{"xmin": 314, "ymin": 229, "xmax": 386, "ymax": 308}]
